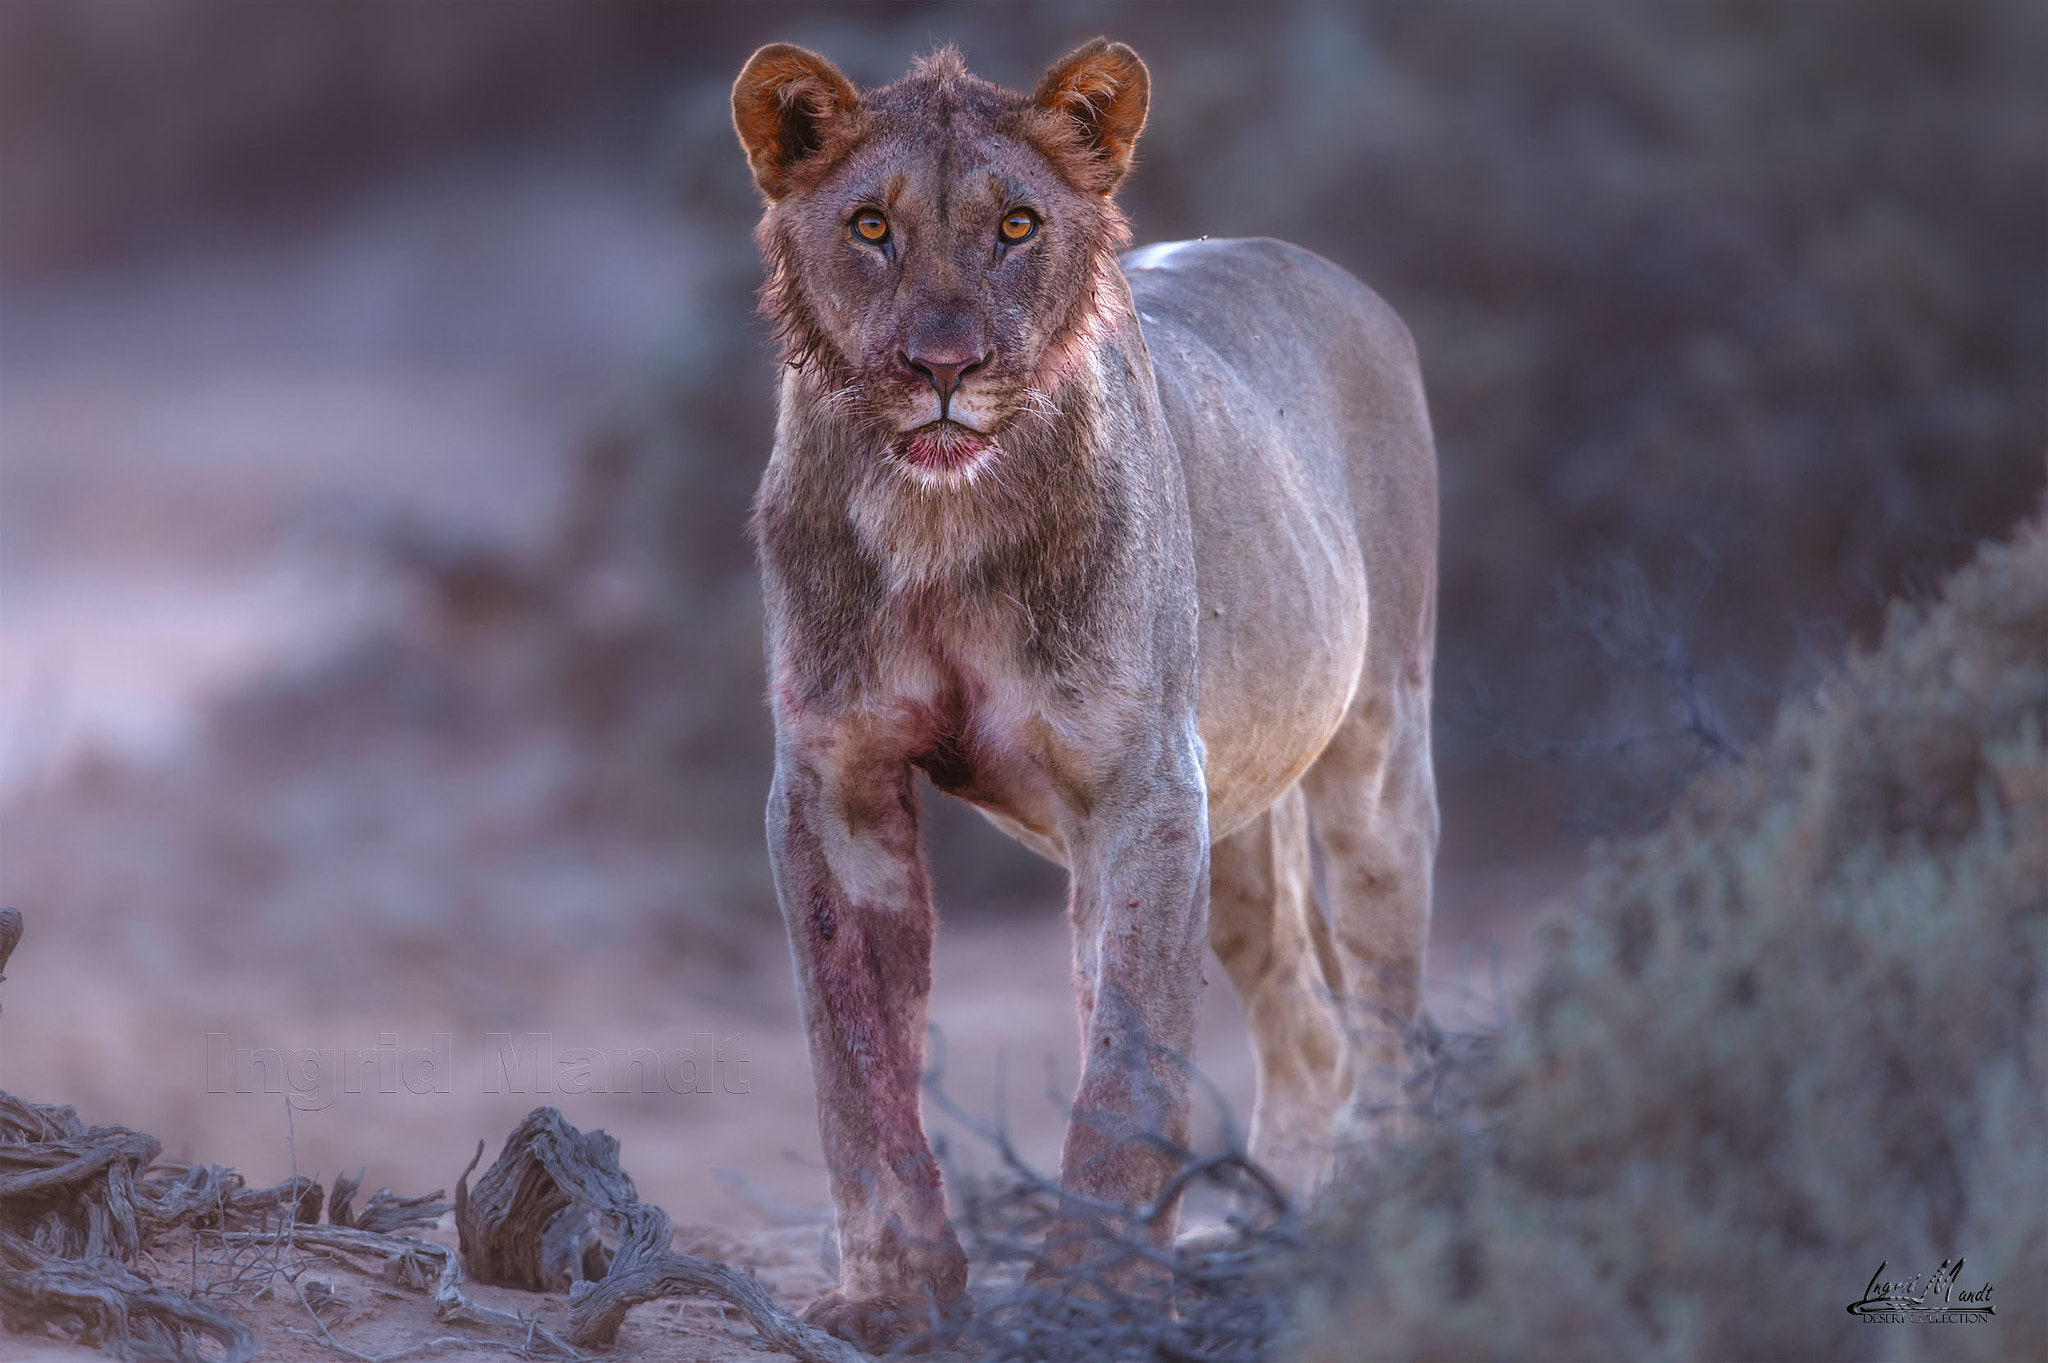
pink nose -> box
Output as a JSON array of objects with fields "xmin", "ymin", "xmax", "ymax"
[{"xmin": 903, "ymin": 349, "xmax": 987, "ymax": 401}]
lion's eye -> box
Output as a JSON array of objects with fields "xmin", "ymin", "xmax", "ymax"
[
  {"xmin": 853, "ymin": 211, "xmax": 890, "ymax": 245},
  {"xmin": 1000, "ymin": 211, "xmax": 1039, "ymax": 244}
]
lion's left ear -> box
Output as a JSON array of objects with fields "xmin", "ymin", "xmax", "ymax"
[
  {"xmin": 733, "ymin": 43, "xmax": 862, "ymax": 199},
  {"xmin": 1031, "ymin": 39, "xmax": 1149, "ymax": 194}
]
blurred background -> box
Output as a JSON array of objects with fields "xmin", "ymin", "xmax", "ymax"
[{"xmin": 1, "ymin": 0, "xmax": 2042, "ymax": 1234}]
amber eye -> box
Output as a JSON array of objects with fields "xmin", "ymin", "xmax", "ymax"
[
  {"xmin": 853, "ymin": 210, "xmax": 890, "ymax": 244},
  {"xmin": 1000, "ymin": 210, "xmax": 1039, "ymax": 244}
]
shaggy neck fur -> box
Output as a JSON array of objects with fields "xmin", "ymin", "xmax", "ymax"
[
  {"xmin": 760, "ymin": 247, "xmax": 1140, "ymax": 598},
  {"xmin": 751, "ymin": 279, "xmax": 1150, "ymax": 706}
]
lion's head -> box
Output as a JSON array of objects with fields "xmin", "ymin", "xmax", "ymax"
[{"xmin": 734, "ymin": 40, "xmax": 1148, "ymax": 484}]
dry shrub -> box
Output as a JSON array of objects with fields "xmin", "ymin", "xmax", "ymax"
[{"xmin": 1298, "ymin": 504, "xmax": 2048, "ymax": 1361}]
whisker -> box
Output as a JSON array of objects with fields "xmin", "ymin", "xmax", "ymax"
[{"xmin": 1021, "ymin": 388, "xmax": 1062, "ymax": 431}]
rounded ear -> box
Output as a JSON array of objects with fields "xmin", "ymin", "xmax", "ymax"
[
  {"xmin": 1031, "ymin": 38, "xmax": 1149, "ymax": 193},
  {"xmin": 732, "ymin": 43, "xmax": 861, "ymax": 199}
]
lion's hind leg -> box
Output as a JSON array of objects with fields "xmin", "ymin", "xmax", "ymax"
[
  {"xmin": 1206, "ymin": 783, "xmax": 1350, "ymax": 1198},
  {"xmin": 1297, "ymin": 676, "xmax": 1439, "ymax": 1158}
]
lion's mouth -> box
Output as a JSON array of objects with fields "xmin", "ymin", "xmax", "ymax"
[{"xmin": 901, "ymin": 421, "xmax": 995, "ymax": 474}]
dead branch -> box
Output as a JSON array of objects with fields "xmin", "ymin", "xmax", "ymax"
[
  {"xmin": 457, "ymin": 1106, "xmax": 863, "ymax": 1363},
  {"xmin": 454, "ymin": 1115, "xmax": 611, "ymax": 1293},
  {"xmin": 567, "ymin": 1203, "xmax": 862, "ymax": 1363},
  {"xmin": 332, "ymin": 1169, "xmax": 450, "ymax": 1234},
  {"xmin": 0, "ymin": 1091, "xmax": 257, "ymax": 1361},
  {"xmin": 222, "ymin": 1223, "xmax": 587, "ymax": 1360},
  {"xmin": 0, "ymin": 1224, "xmax": 256, "ymax": 1362}
]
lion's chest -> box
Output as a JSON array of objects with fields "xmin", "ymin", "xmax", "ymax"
[{"xmin": 868, "ymin": 607, "xmax": 1081, "ymax": 847}]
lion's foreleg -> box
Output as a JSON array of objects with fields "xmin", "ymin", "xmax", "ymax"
[
  {"xmin": 1041, "ymin": 739, "xmax": 1210, "ymax": 1282},
  {"xmin": 765, "ymin": 751, "xmax": 967, "ymax": 1346}
]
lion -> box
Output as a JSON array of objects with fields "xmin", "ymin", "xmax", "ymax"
[{"xmin": 733, "ymin": 39, "xmax": 1438, "ymax": 1348}]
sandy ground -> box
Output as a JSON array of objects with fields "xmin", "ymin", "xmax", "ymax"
[{"xmin": 0, "ymin": 140, "xmax": 1564, "ymax": 1359}]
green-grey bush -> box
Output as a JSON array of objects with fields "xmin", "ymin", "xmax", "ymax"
[{"xmin": 1300, "ymin": 505, "xmax": 2048, "ymax": 1361}]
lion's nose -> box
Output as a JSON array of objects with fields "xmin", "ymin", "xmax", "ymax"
[{"xmin": 903, "ymin": 349, "xmax": 987, "ymax": 402}]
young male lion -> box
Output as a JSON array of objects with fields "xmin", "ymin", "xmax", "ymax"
[{"xmin": 734, "ymin": 39, "xmax": 1438, "ymax": 1348}]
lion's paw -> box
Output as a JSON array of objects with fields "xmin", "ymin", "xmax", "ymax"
[{"xmin": 804, "ymin": 1289, "xmax": 938, "ymax": 1354}]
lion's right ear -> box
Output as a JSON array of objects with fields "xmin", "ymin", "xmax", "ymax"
[{"xmin": 732, "ymin": 44, "xmax": 861, "ymax": 199}]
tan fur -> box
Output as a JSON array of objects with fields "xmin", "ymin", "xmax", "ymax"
[{"xmin": 734, "ymin": 41, "xmax": 1437, "ymax": 1348}]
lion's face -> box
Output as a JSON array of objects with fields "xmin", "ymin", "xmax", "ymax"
[
  {"xmin": 735, "ymin": 43, "xmax": 1148, "ymax": 483},
  {"xmin": 773, "ymin": 122, "xmax": 1101, "ymax": 474}
]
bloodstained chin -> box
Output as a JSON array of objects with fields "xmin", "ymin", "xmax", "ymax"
[{"xmin": 902, "ymin": 425, "xmax": 994, "ymax": 472}]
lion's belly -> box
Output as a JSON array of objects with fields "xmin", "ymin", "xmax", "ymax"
[
  {"xmin": 1129, "ymin": 241, "xmax": 1378, "ymax": 839},
  {"xmin": 1190, "ymin": 495, "xmax": 1368, "ymax": 840},
  {"xmin": 909, "ymin": 540, "xmax": 1363, "ymax": 858}
]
